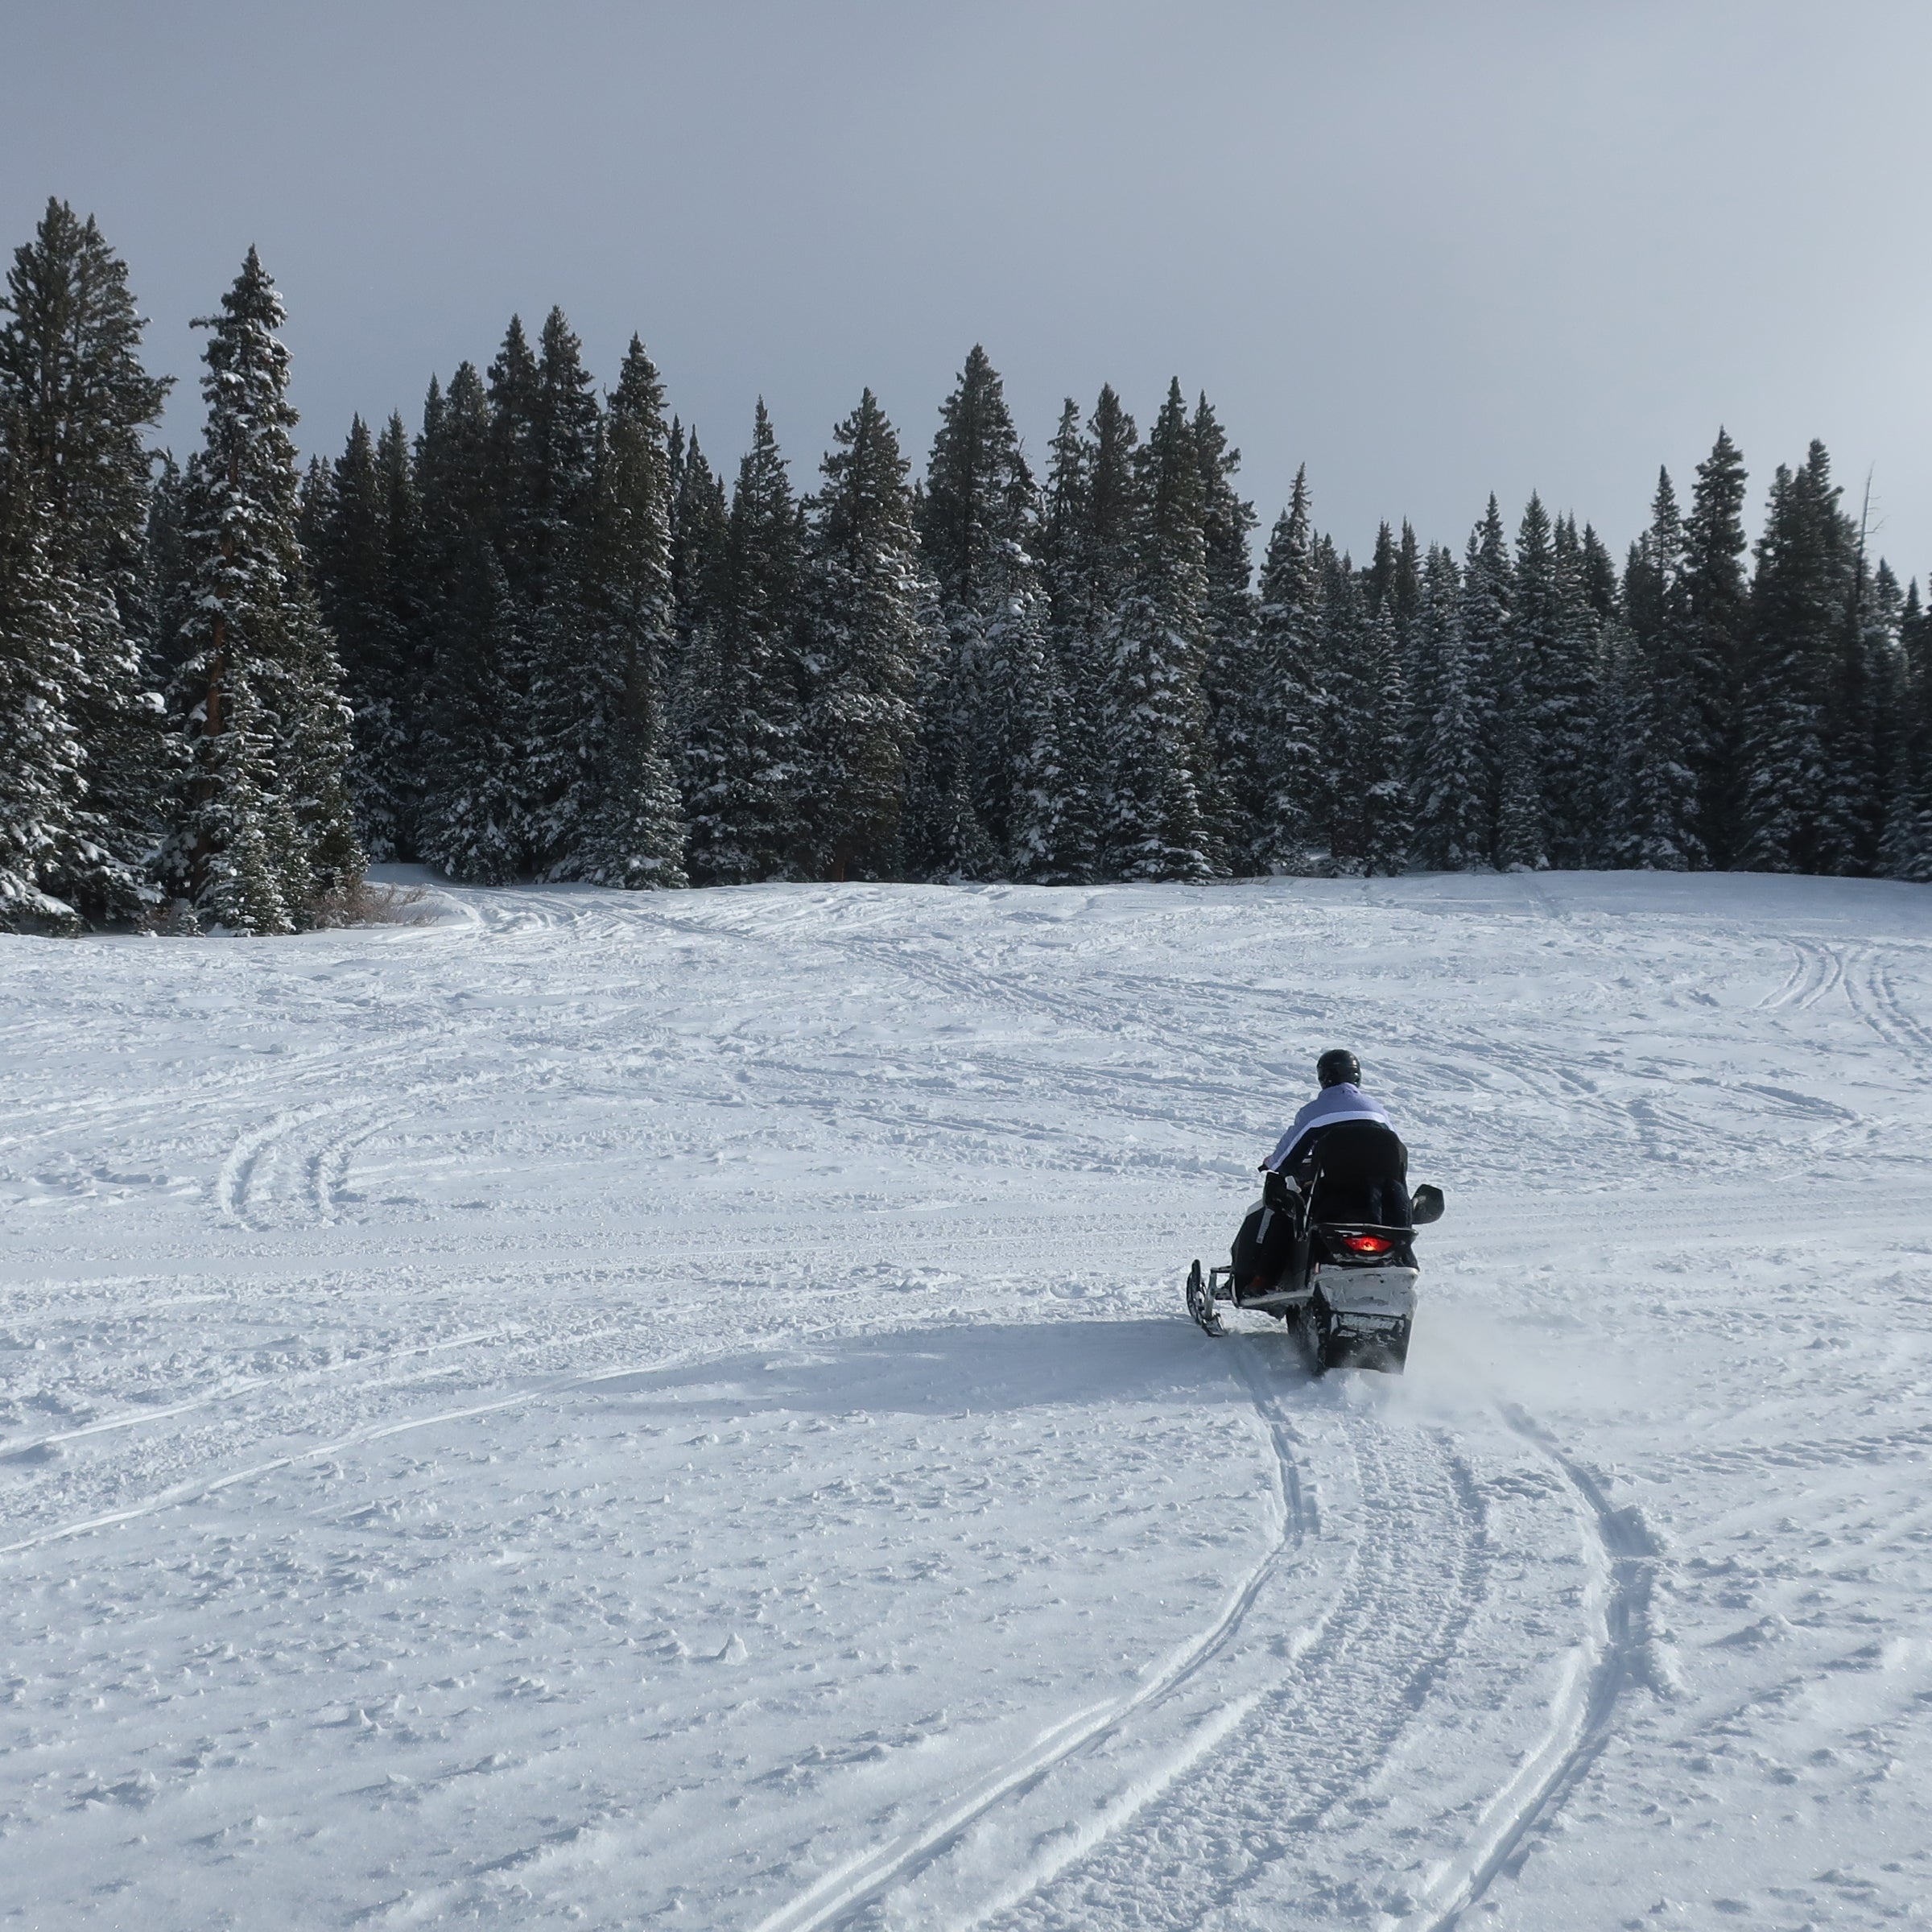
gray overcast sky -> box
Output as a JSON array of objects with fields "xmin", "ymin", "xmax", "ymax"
[{"xmin": 4, "ymin": 0, "xmax": 1929, "ymax": 573}]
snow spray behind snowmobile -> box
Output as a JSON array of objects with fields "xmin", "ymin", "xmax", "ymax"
[{"xmin": 1186, "ymin": 1133, "xmax": 1444, "ymax": 1373}]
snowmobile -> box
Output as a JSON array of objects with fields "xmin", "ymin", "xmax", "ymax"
[{"xmin": 1185, "ymin": 1141, "xmax": 1444, "ymax": 1374}]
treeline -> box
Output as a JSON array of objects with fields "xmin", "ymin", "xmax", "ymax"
[{"xmin": 2, "ymin": 200, "xmax": 1930, "ymax": 934}]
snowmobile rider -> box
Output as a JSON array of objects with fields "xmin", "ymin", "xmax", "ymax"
[
  {"xmin": 1263, "ymin": 1050, "xmax": 1411, "ymax": 1228},
  {"xmin": 1231, "ymin": 1051, "xmax": 1415, "ymax": 1302}
]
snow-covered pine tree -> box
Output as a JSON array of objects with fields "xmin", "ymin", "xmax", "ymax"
[
  {"xmin": 419, "ymin": 548, "xmax": 526, "ymax": 885},
  {"xmin": 1352, "ymin": 593, "xmax": 1413, "ymax": 875},
  {"xmin": 1457, "ymin": 496, "xmax": 1513, "ymax": 861},
  {"xmin": 798, "ymin": 388, "xmax": 930, "ymax": 880},
  {"xmin": 1101, "ymin": 379, "xmax": 1215, "ymax": 881},
  {"xmin": 1879, "ymin": 580, "xmax": 1932, "ymax": 880},
  {"xmin": 1409, "ymin": 543, "xmax": 1487, "ymax": 870},
  {"xmin": 311, "ymin": 416, "xmax": 412, "ymax": 860},
  {"xmin": 1539, "ymin": 514, "xmax": 1606, "ymax": 867},
  {"xmin": 1814, "ymin": 499, "xmax": 1889, "ymax": 877},
  {"xmin": 1613, "ymin": 477, "xmax": 1699, "ymax": 869},
  {"xmin": 1504, "ymin": 494, "xmax": 1557, "ymax": 869},
  {"xmin": 1682, "ymin": 429, "xmax": 1749, "ymax": 865},
  {"xmin": 164, "ymin": 250, "xmax": 362, "ymax": 931},
  {"xmin": 375, "ymin": 411, "xmax": 426, "ymax": 852},
  {"xmin": 1249, "ymin": 469, "xmax": 1326, "ymax": 873},
  {"xmin": 664, "ymin": 427, "xmax": 727, "ymax": 763},
  {"xmin": 0, "ymin": 199, "xmax": 172, "ymax": 923},
  {"xmin": 1737, "ymin": 444, "xmax": 1856, "ymax": 874},
  {"xmin": 0, "ymin": 425, "xmax": 86, "ymax": 930},
  {"xmin": 681, "ymin": 400, "xmax": 804, "ymax": 884},
  {"xmin": 415, "ymin": 361, "xmax": 522, "ymax": 881},
  {"xmin": 515, "ymin": 309, "xmax": 604, "ymax": 872},
  {"xmin": 671, "ymin": 428, "xmax": 729, "ymax": 655},
  {"xmin": 911, "ymin": 346, "xmax": 1061, "ymax": 881},
  {"xmin": 1191, "ymin": 394, "xmax": 1259, "ymax": 871},
  {"xmin": 1038, "ymin": 398, "xmax": 1100, "ymax": 881},
  {"xmin": 556, "ymin": 336, "xmax": 687, "ymax": 889}
]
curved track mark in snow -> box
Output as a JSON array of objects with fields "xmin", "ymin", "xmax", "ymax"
[
  {"xmin": 1402, "ymin": 1405, "xmax": 1657, "ymax": 1932},
  {"xmin": 972, "ymin": 1356, "xmax": 1488, "ymax": 1932},
  {"xmin": 745, "ymin": 1339, "xmax": 1311, "ymax": 1932},
  {"xmin": 0, "ymin": 1319, "xmax": 864, "ymax": 1562},
  {"xmin": 0, "ymin": 1325, "xmax": 514, "ymax": 1464}
]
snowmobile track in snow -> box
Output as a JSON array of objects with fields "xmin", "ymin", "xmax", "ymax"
[
  {"xmin": 965, "ymin": 1360, "xmax": 1488, "ymax": 1932},
  {"xmin": 1399, "ymin": 1406, "xmax": 1657, "ymax": 1932},
  {"xmin": 745, "ymin": 1337, "xmax": 1316, "ymax": 1932}
]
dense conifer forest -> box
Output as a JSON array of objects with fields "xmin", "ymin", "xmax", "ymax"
[{"xmin": 3, "ymin": 200, "xmax": 1929, "ymax": 932}]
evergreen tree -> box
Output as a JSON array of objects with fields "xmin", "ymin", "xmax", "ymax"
[
  {"xmin": 1540, "ymin": 514, "xmax": 1606, "ymax": 866},
  {"xmin": 799, "ymin": 388, "xmax": 930, "ymax": 880},
  {"xmin": 0, "ymin": 199, "xmax": 171, "ymax": 923},
  {"xmin": 1038, "ymin": 397, "xmax": 1100, "ymax": 880},
  {"xmin": 0, "ymin": 428, "xmax": 86, "ymax": 929},
  {"xmin": 164, "ymin": 250, "xmax": 362, "ymax": 931},
  {"xmin": 1506, "ymin": 493, "xmax": 1558, "ymax": 867},
  {"xmin": 682, "ymin": 400, "xmax": 803, "ymax": 884},
  {"xmin": 911, "ymin": 347, "xmax": 1059, "ymax": 879},
  {"xmin": 311, "ymin": 415, "xmax": 411, "ymax": 860},
  {"xmin": 1192, "ymin": 394, "xmax": 1258, "ymax": 870},
  {"xmin": 415, "ymin": 361, "xmax": 521, "ymax": 880},
  {"xmin": 1615, "ymin": 477, "xmax": 1701, "ymax": 869},
  {"xmin": 1815, "ymin": 493, "xmax": 1888, "ymax": 876},
  {"xmin": 1249, "ymin": 469, "xmax": 1326, "ymax": 873},
  {"xmin": 515, "ymin": 308, "xmax": 605, "ymax": 870},
  {"xmin": 1880, "ymin": 580, "xmax": 1932, "ymax": 879},
  {"xmin": 1682, "ymin": 428, "xmax": 1750, "ymax": 864},
  {"xmin": 1457, "ymin": 496, "xmax": 1514, "ymax": 860},
  {"xmin": 376, "ymin": 411, "xmax": 426, "ymax": 850},
  {"xmin": 1101, "ymin": 380, "xmax": 1215, "ymax": 880},
  {"xmin": 556, "ymin": 336, "xmax": 687, "ymax": 888},
  {"xmin": 1409, "ymin": 543, "xmax": 1487, "ymax": 870},
  {"xmin": 418, "ymin": 549, "xmax": 526, "ymax": 884},
  {"xmin": 1348, "ymin": 592, "xmax": 1413, "ymax": 874},
  {"xmin": 1738, "ymin": 444, "xmax": 1856, "ymax": 874}
]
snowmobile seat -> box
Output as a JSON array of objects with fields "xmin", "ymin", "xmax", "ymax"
[{"xmin": 1303, "ymin": 1119, "xmax": 1411, "ymax": 1229}]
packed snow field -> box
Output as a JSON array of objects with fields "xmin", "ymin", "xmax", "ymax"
[{"xmin": 4, "ymin": 871, "xmax": 1931, "ymax": 1931}]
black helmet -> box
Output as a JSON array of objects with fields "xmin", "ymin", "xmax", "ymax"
[{"xmin": 1316, "ymin": 1048, "xmax": 1360, "ymax": 1088}]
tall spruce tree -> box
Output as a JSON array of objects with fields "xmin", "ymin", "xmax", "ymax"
[
  {"xmin": 1505, "ymin": 494, "xmax": 1558, "ymax": 868},
  {"xmin": 681, "ymin": 400, "xmax": 803, "ymax": 883},
  {"xmin": 1738, "ymin": 444, "xmax": 1856, "ymax": 874},
  {"xmin": 415, "ymin": 362, "xmax": 523, "ymax": 881},
  {"xmin": 557, "ymin": 336, "xmax": 687, "ymax": 888},
  {"xmin": 909, "ymin": 346, "xmax": 1060, "ymax": 880},
  {"xmin": 1880, "ymin": 580, "xmax": 1932, "ymax": 878},
  {"xmin": 0, "ymin": 427, "xmax": 86, "ymax": 929},
  {"xmin": 0, "ymin": 199, "xmax": 171, "ymax": 923},
  {"xmin": 1409, "ymin": 543, "xmax": 1486, "ymax": 870},
  {"xmin": 1616, "ymin": 476, "xmax": 1701, "ymax": 869},
  {"xmin": 1540, "ymin": 513, "xmax": 1606, "ymax": 866},
  {"xmin": 1192, "ymin": 394, "xmax": 1259, "ymax": 870},
  {"xmin": 1682, "ymin": 429, "xmax": 1749, "ymax": 865},
  {"xmin": 1249, "ymin": 469, "xmax": 1326, "ymax": 873},
  {"xmin": 1101, "ymin": 380, "xmax": 1215, "ymax": 880},
  {"xmin": 1344, "ymin": 590, "xmax": 1413, "ymax": 875},
  {"xmin": 517, "ymin": 308, "xmax": 604, "ymax": 870},
  {"xmin": 799, "ymin": 388, "xmax": 930, "ymax": 880},
  {"xmin": 312, "ymin": 415, "xmax": 412, "ymax": 860},
  {"xmin": 1038, "ymin": 397, "xmax": 1100, "ymax": 880},
  {"xmin": 165, "ymin": 250, "xmax": 362, "ymax": 931},
  {"xmin": 1458, "ymin": 496, "xmax": 1514, "ymax": 861}
]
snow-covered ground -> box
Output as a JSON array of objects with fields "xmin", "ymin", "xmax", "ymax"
[{"xmin": 4, "ymin": 869, "xmax": 1931, "ymax": 1932}]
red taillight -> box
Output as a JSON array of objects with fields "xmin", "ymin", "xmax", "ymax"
[{"xmin": 1339, "ymin": 1233, "xmax": 1393, "ymax": 1257}]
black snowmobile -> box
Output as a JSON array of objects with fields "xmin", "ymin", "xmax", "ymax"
[{"xmin": 1185, "ymin": 1119, "xmax": 1445, "ymax": 1373}]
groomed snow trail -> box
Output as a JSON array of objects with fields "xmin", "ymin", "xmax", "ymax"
[{"xmin": 5, "ymin": 870, "xmax": 1932, "ymax": 1930}]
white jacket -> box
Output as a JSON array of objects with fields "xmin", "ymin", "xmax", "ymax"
[{"xmin": 1264, "ymin": 1083, "xmax": 1393, "ymax": 1172}]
